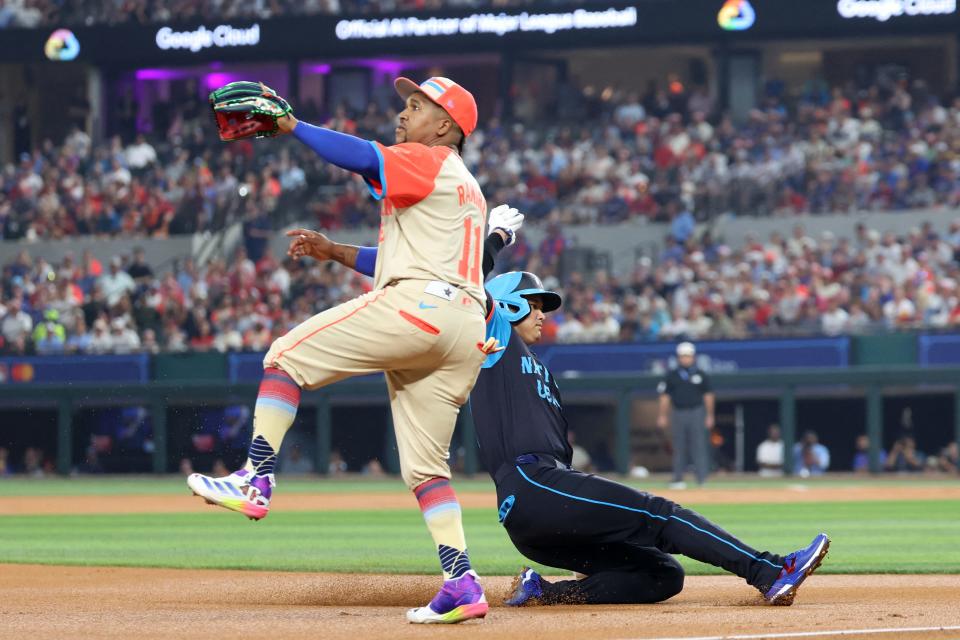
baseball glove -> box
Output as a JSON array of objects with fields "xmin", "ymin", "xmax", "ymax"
[{"xmin": 209, "ymin": 81, "xmax": 292, "ymax": 142}]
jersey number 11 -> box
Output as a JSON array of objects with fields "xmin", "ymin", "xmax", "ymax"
[{"xmin": 458, "ymin": 216, "xmax": 483, "ymax": 286}]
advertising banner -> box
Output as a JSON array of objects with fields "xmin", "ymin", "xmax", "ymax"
[
  {"xmin": 0, "ymin": 354, "xmax": 149, "ymax": 384},
  {"xmin": 226, "ymin": 337, "xmax": 849, "ymax": 383},
  {"xmin": 534, "ymin": 337, "xmax": 851, "ymax": 375},
  {"xmin": 3, "ymin": 1, "xmax": 957, "ymax": 65},
  {"xmin": 917, "ymin": 334, "xmax": 960, "ymax": 366}
]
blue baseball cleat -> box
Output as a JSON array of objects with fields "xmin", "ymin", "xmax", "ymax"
[
  {"xmin": 504, "ymin": 567, "xmax": 544, "ymax": 606},
  {"xmin": 764, "ymin": 533, "xmax": 830, "ymax": 605}
]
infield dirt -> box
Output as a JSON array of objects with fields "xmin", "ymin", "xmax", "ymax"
[
  {"xmin": 3, "ymin": 483, "xmax": 959, "ymax": 639},
  {"xmin": 2, "ymin": 565, "xmax": 959, "ymax": 640}
]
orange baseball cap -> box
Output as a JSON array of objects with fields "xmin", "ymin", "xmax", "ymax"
[{"xmin": 395, "ymin": 76, "xmax": 478, "ymax": 138}]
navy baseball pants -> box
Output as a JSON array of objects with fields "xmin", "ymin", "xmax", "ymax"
[{"xmin": 495, "ymin": 458, "xmax": 784, "ymax": 604}]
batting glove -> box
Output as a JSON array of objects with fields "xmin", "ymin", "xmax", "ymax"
[{"xmin": 487, "ymin": 204, "xmax": 524, "ymax": 246}]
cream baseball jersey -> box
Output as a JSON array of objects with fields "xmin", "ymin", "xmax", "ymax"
[{"xmin": 365, "ymin": 141, "xmax": 487, "ymax": 307}]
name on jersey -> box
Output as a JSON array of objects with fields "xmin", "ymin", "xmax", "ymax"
[
  {"xmin": 457, "ymin": 182, "xmax": 487, "ymax": 214},
  {"xmin": 521, "ymin": 356, "xmax": 561, "ymax": 408}
]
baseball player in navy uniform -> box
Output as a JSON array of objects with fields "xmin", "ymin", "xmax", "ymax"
[
  {"xmin": 295, "ymin": 217, "xmax": 829, "ymax": 608},
  {"xmin": 475, "ymin": 271, "xmax": 830, "ymax": 607}
]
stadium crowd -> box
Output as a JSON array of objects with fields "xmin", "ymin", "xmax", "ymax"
[
  {"xmin": 4, "ymin": 72, "xmax": 960, "ymax": 240},
  {"xmin": 2, "ymin": 214, "xmax": 960, "ymax": 356},
  {"xmin": 0, "ymin": 125, "xmax": 343, "ymax": 240}
]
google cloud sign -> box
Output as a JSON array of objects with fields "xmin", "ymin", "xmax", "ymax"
[
  {"xmin": 717, "ymin": 0, "xmax": 756, "ymax": 30},
  {"xmin": 44, "ymin": 29, "xmax": 80, "ymax": 61}
]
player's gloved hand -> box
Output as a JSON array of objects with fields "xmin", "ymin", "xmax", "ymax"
[
  {"xmin": 286, "ymin": 228, "xmax": 335, "ymax": 261},
  {"xmin": 487, "ymin": 204, "xmax": 524, "ymax": 246},
  {"xmin": 209, "ymin": 81, "xmax": 294, "ymax": 141},
  {"xmin": 476, "ymin": 337, "xmax": 505, "ymax": 355}
]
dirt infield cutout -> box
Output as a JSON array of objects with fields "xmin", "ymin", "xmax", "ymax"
[
  {"xmin": 2, "ymin": 482, "xmax": 959, "ymax": 639},
  {"xmin": 2, "ymin": 566, "xmax": 959, "ymax": 640}
]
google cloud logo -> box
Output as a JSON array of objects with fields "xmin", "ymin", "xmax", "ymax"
[
  {"xmin": 718, "ymin": 0, "xmax": 756, "ymax": 30},
  {"xmin": 44, "ymin": 29, "xmax": 80, "ymax": 61}
]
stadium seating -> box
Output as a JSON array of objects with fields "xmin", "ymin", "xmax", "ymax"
[
  {"xmin": 3, "ymin": 215, "xmax": 959, "ymax": 354},
  {"xmin": 4, "ymin": 75, "xmax": 959, "ymax": 241}
]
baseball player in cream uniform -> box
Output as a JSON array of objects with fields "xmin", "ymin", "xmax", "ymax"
[{"xmin": 188, "ymin": 76, "xmax": 494, "ymax": 624}]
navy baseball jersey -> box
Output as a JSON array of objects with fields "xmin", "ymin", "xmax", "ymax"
[
  {"xmin": 465, "ymin": 274, "xmax": 809, "ymax": 607},
  {"xmin": 469, "ymin": 304, "xmax": 572, "ymax": 474}
]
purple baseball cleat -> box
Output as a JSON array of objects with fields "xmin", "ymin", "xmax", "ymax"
[
  {"xmin": 504, "ymin": 567, "xmax": 543, "ymax": 606},
  {"xmin": 406, "ymin": 571, "xmax": 489, "ymax": 624},
  {"xmin": 765, "ymin": 533, "xmax": 830, "ymax": 605},
  {"xmin": 187, "ymin": 468, "xmax": 274, "ymax": 521}
]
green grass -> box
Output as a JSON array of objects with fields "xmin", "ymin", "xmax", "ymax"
[
  {"xmin": 2, "ymin": 474, "xmax": 957, "ymax": 496},
  {"xmin": 0, "ymin": 501, "xmax": 956, "ymax": 575}
]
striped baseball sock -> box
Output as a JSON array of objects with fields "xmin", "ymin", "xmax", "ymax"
[
  {"xmin": 414, "ymin": 477, "xmax": 473, "ymax": 580},
  {"xmin": 243, "ymin": 367, "xmax": 301, "ymax": 477}
]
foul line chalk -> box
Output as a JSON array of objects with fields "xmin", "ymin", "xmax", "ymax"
[{"xmin": 624, "ymin": 625, "xmax": 960, "ymax": 640}]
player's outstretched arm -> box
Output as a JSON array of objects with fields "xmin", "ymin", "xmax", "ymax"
[
  {"xmin": 288, "ymin": 203, "xmax": 525, "ymax": 280},
  {"xmin": 285, "ymin": 228, "xmax": 376, "ymax": 275},
  {"xmin": 289, "ymin": 230, "xmax": 502, "ymax": 280},
  {"xmin": 277, "ymin": 114, "xmax": 380, "ymax": 182}
]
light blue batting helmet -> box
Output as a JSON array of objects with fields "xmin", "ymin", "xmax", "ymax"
[{"xmin": 485, "ymin": 271, "xmax": 562, "ymax": 323}]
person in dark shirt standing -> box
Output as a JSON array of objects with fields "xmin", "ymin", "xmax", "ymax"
[
  {"xmin": 657, "ymin": 342, "xmax": 714, "ymax": 488},
  {"xmin": 126, "ymin": 247, "xmax": 154, "ymax": 286},
  {"xmin": 242, "ymin": 207, "xmax": 273, "ymax": 263}
]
